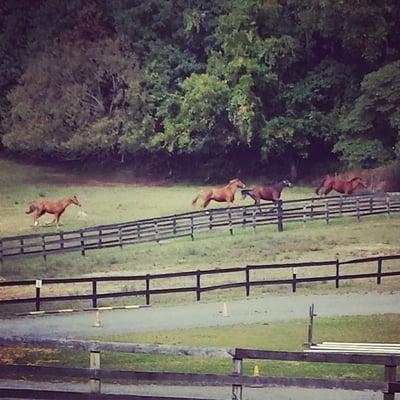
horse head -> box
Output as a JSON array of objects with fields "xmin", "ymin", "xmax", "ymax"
[
  {"xmin": 228, "ymin": 178, "xmax": 246, "ymax": 189},
  {"xmin": 69, "ymin": 195, "xmax": 82, "ymax": 207},
  {"xmin": 282, "ymin": 179, "xmax": 292, "ymax": 188}
]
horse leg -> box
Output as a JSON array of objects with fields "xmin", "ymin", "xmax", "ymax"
[
  {"xmin": 33, "ymin": 210, "xmax": 45, "ymax": 227},
  {"xmin": 202, "ymin": 197, "xmax": 212, "ymax": 209}
]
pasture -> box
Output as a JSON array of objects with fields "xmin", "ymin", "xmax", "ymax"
[{"xmin": 1, "ymin": 158, "xmax": 400, "ymax": 309}]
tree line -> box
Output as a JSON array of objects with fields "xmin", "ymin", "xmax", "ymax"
[{"xmin": 0, "ymin": 0, "xmax": 399, "ymax": 179}]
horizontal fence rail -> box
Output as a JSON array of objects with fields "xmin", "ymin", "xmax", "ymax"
[
  {"xmin": 0, "ymin": 337, "xmax": 399, "ymax": 399},
  {"xmin": 0, "ymin": 192, "xmax": 399, "ymax": 262},
  {"xmin": 1, "ymin": 254, "xmax": 399, "ymax": 313}
]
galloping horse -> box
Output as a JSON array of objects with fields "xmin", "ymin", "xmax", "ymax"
[
  {"xmin": 315, "ymin": 175, "xmax": 367, "ymax": 196},
  {"xmin": 241, "ymin": 180, "xmax": 292, "ymax": 205},
  {"xmin": 192, "ymin": 178, "xmax": 246, "ymax": 208},
  {"xmin": 26, "ymin": 195, "xmax": 81, "ymax": 227}
]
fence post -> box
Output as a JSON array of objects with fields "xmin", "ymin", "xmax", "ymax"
[
  {"xmin": 369, "ymin": 196, "xmax": 373, "ymax": 214},
  {"xmin": 386, "ymin": 195, "xmax": 391, "ymax": 218},
  {"xmin": 310, "ymin": 198, "xmax": 314, "ymax": 219},
  {"xmin": 92, "ymin": 279, "xmax": 97, "ymax": 308},
  {"xmin": 339, "ymin": 196, "xmax": 343, "ymax": 217},
  {"xmin": 118, "ymin": 227, "xmax": 123, "ymax": 248},
  {"xmin": 383, "ymin": 364, "xmax": 397, "ymax": 400},
  {"xmin": 79, "ymin": 230, "xmax": 86, "ymax": 256},
  {"xmin": 196, "ymin": 270, "xmax": 201, "ymax": 301},
  {"xmin": 60, "ymin": 232, "xmax": 64, "ymax": 250},
  {"xmin": 307, "ymin": 303, "xmax": 317, "ymax": 348},
  {"xmin": 35, "ymin": 280, "xmax": 42, "ymax": 311},
  {"xmin": 137, "ymin": 223, "xmax": 141, "ymax": 240},
  {"xmin": 228, "ymin": 209, "xmax": 233, "ymax": 235},
  {"xmin": 302, "ymin": 205, "xmax": 307, "ymax": 227},
  {"xmin": 155, "ymin": 221, "xmax": 159, "ymax": 243},
  {"xmin": 356, "ymin": 197, "xmax": 360, "ymax": 221},
  {"xmin": 208, "ymin": 210, "xmax": 213, "ymax": 231},
  {"xmin": 292, "ymin": 267, "xmax": 297, "ymax": 293},
  {"xmin": 90, "ymin": 350, "xmax": 101, "ymax": 394},
  {"xmin": 277, "ymin": 200, "xmax": 283, "ymax": 232},
  {"xmin": 377, "ymin": 258, "xmax": 382, "ymax": 285},
  {"xmin": 40, "ymin": 235, "xmax": 47, "ymax": 261},
  {"xmin": 145, "ymin": 274, "xmax": 150, "ymax": 305},
  {"xmin": 173, "ymin": 217, "xmax": 177, "ymax": 235},
  {"xmin": 245, "ymin": 266, "xmax": 250, "ymax": 297},
  {"xmin": 325, "ymin": 202, "xmax": 329, "ymax": 224},
  {"xmin": 252, "ymin": 210, "xmax": 256, "ymax": 233},
  {"xmin": 335, "ymin": 259, "xmax": 340, "ymax": 289},
  {"xmin": 190, "ymin": 216, "xmax": 194, "ymax": 241},
  {"xmin": 98, "ymin": 229, "xmax": 102, "ymax": 248},
  {"xmin": 0, "ymin": 239, "xmax": 3, "ymax": 265},
  {"xmin": 20, "ymin": 238, "xmax": 24, "ymax": 255},
  {"xmin": 232, "ymin": 357, "xmax": 243, "ymax": 400}
]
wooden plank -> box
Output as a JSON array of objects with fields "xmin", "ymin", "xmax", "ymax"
[
  {"xmin": 0, "ymin": 388, "xmax": 211, "ymax": 400},
  {"xmin": 0, "ymin": 363, "xmax": 387, "ymax": 391},
  {"xmin": 0, "ymin": 337, "xmax": 234, "ymax": 358},
  {"xmin": 235, "ymin": 348, "xmax": 400, "ymax": 365}
]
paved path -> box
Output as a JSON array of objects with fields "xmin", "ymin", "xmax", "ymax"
[
  {"xmin": 1, "ymin": 292, "xmax": 399, "ymax": 339},
  {"xmin": 0, "ymin": 379, "xmax": 392, "ymax": 400}
]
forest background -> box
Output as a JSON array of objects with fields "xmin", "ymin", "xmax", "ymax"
[{"xmin": 0, "ymin": 0, "xmax": 399, "ymax": 181}]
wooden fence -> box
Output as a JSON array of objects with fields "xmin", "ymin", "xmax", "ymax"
[
  {"xmin": 1, "ymin": 254, "xmax": 399, "ymax": 313},
  {"xmin": 1, "ymin": 192, "xmax": 399, "ymax": 263},
  {"xmin": 0, "ymin": 337, "xmax": 399, "ymax": 399}
]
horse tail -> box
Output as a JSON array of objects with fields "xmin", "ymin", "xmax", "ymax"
[
  {"xmin": 241, "ymin": 189, "xmax": 252, "ymax": 200},
  {"xmin": 192, "ymin": 194, "xmax": 200, "ymax": 206},
  {"xmin": 25, "ymin": 204, "xmax": 35, "ymax": 214},
  {"xmin": 315, "ymin": 177, "xmax": 326, "ymax": 195}
]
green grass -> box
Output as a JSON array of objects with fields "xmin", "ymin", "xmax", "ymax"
[
  {"xmin": 2, "ymin": 314, "xmax": 400, "ymax": 381},
  {"xmin": 1, "ymin": 158, "xmax": 400, "ymax": 311},
  {"xmin": 0, "ymin": 158, "xmax": 313, "ymax": 238}
]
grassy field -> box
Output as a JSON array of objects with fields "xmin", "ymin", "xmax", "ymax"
[
  {"xmin": 2, "ymin": 314, "xmax": 400, "ymax": 381},
  {"xmin": 1, "ymin": 157, "xmax": 400, "ymax": 310}
]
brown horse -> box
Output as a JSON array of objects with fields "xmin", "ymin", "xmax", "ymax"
[
  {"xmin": 241, "ymin": 180, "xmax": 292, "ymax": 205},
  {"xmin": 192, "ymin": 178, "xmax": 246, "ymax": 208},
  {"xmin": 315, "ymin": 175, "xmax": 367, "ymax": 196},
  {"xmin": 26, "ymin": 195, "xmax": 81, "ymax": 227}
]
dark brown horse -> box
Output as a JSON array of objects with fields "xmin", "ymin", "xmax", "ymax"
[
  {"xmin": 192, "ymin": 178, "xmax": 246, "ymax": 208},
  {"xmin": 315, "ymin": 175, "xmax": 367, "ymax": 196},
  {"xmin": 241, "ymin": 180, "xmax": 292, "ymax": 205},
  {"xmin": 26, "ymin": 195, "xmax": 81, "ymax": 227}
]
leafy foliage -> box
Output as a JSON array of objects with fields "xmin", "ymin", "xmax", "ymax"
[{"xmin": 1, "ymin": 0, "xmax": 400, "ymax": 173}]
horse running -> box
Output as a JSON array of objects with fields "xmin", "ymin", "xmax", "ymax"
[
  {"xmin": 192, "ymin": 178, "xmax": 246, "ymax": 208},
  {"xmin": 241, "ymin": 180, "xmax": 292, "ymax": 205},
  {"xmin": 315, "ymin": 175, "xmax": 367, "ymax": 196},
  {"xmin": 26, "ymin": 195, "xmax": 81, "ymax": 227}
]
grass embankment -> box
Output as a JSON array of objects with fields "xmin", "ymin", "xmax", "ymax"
[{"xmin": 2, "ymin": 314, "xmax": 400, "ymax": 381}]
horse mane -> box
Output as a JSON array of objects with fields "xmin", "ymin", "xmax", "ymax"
[{"xmin": 349, "ymin": 176, "xmax": 362, "ymax": 182}]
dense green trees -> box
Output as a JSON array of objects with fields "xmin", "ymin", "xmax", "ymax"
[{"xmin": 0, "ymin": 0, "xmax": 399, "ymax": 175}]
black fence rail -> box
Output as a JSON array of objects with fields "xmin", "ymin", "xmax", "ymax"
[
  {"xmin": 0, "ymin": 337, "xmax": 399, "ymax": 399},
  {"xmin": 1, "ymin": 254, "xmax": 399, "ymax": 313},
  {"xmin": 1, "ymin": 192, "xmax": 399, "ymax": 263}
]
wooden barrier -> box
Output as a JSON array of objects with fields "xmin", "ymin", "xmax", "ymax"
[
  {"xmin": 0, "ymin": 193, "xmax": 399, "ymax": 263},
  {"xmin": 1, "ymin": 254, "xmax": 399, "ymax": 314},
  {"xmin": 0, "ymin": 337, "xmax": 399, "ymax": 399}
]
